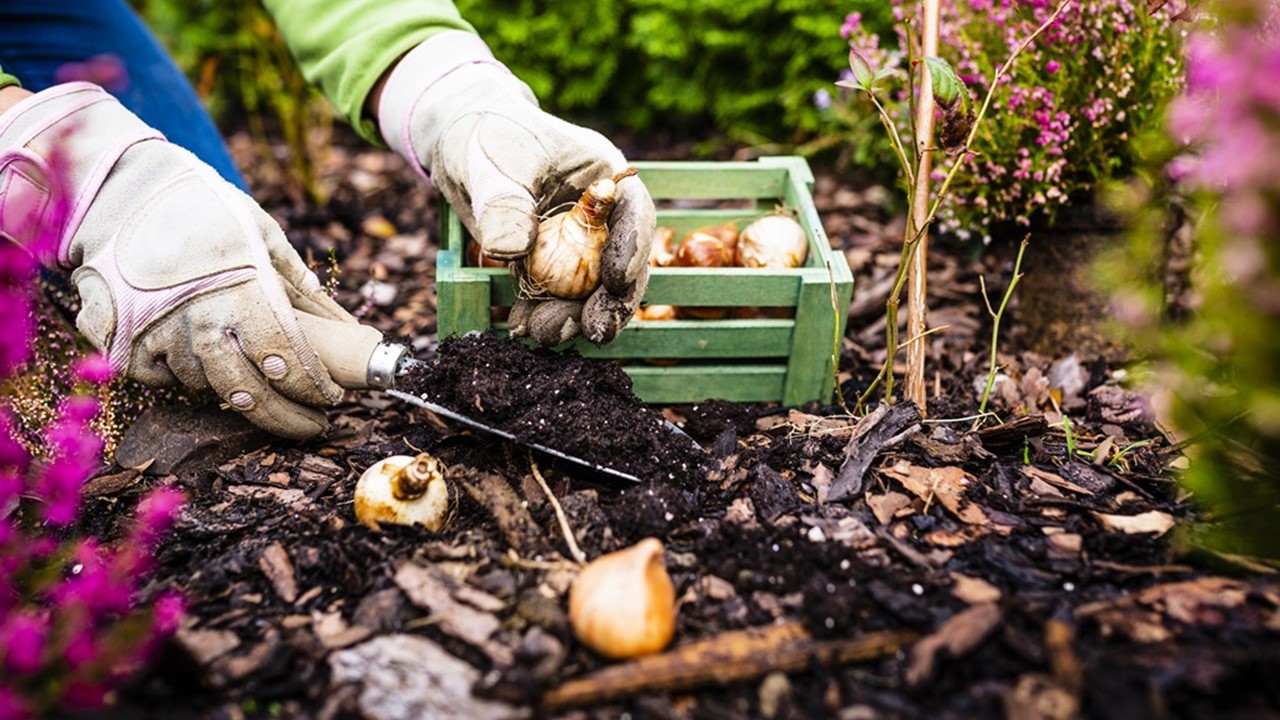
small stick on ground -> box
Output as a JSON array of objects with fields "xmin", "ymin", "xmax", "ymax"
[
  {"xmin": 530, "ymin": 457, "xmax": 587, "ymax": 564},
  {"xmin": 542, "ymin": 623, "xmax": 915, "ymax": 710}
]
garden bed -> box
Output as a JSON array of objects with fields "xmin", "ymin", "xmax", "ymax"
[{"xmin": 75, "ymin": 130, "xmax": 1280, "ymax": 719}]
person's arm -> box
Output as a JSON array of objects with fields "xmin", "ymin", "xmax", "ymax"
[
  {"xmin": 260, "ymin": 0, "xmax": 474, "ymax": 145},
  {"xmin": 262, "ymin": 1, "xmax": 657, "ymax": 347}
]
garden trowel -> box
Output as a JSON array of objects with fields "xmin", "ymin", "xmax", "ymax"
[{"xmin": 298, "ymin": 314, "xmax": 683, "ymax": 485}]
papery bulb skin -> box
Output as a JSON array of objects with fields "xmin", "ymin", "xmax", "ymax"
[
  {"xmin": 515, "ymin": 169, "xmax": 636, "ymax": 300},
  {"xmin": 650, "ymin": 226, "xmax": 678, "ymax": 267},
  {"xmin": 737, "ymin": 215, "xmax": 809, "ymax": 269},
  {"xmin": 568, "ymin": 537, "xmax": 677, "ymax": 659},
  {"xmin": 674, "ymin": 232, "xmax": 732, "ymax": 268},
  {"xmin": 354, "ymin": 453, "xmax": 455, "ymax": 532}
]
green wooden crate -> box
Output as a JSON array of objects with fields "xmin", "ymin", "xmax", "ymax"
[{"xmin": 436, "ymin": 156, "xmax": 854, "ymax": 406}]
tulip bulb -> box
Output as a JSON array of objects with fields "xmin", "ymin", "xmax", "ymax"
[
  {"xmin": 650, "ymin": 226, "xmax": 677, "ymax": 267},
  {"xmin": 568, "ymin": 537, "xmax": 676, "ymax": 659},
  {"xmin": 514, "ymin": 168, "xmax": 638, "ymax": 300},
  {"xmin": 673, "ymin": 231, "xmax": 733, "ymax": 269},
  {"xmin": 737, "ymin": 215, "xmax": 809, "ymax": 269},
  {"xmin": 354, "ymin": 453, "xmax": 455, "ymax": 532}
]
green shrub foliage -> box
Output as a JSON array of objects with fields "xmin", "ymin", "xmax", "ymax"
[{"xmin": 456, "ymin": 0, "xmax": 892, "ymax": 145}]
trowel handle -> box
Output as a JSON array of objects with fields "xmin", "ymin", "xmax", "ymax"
[{"xmin": 296, "ymin": 313, "xmax": 407, "ymax": 390}]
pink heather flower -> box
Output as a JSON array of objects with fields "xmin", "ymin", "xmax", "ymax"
[
  {"xmin": 840, "ymin": 12, "xmax": 863, "ymax": 40},
  {"xmin": 36, "ymin": 457, "xmax": 89, "ymax": 526},
  {"xmin": 73, "ymin": 353, "xmax": 113, "ymax": 386},
  {"xmin": 53, "ymin": 54, "xmax": 130, "ymax": 94},
  {"xmin": 1045, "ymin": 60, "xmax": 1060, "ymax": 73},
  {"xmin": 0, "ymin": 290, "xmax": 33, "ymax": 377},
  {"xmin": 53, "ymin": 541, "xmax": 132, "ymax": 616},
  {"xmin": 131, "ymin": 487, "xmax": 185, "ymax": 550},
  {"xmin": 2, "ymin": 614, "xmax": 47, "ymax": 675},
  {"xmin": 0, "ymin": 688, "xmax": 30, "ymax": 720},
  {"xmin": 152, "ymin": 591, "xmax": 186, "ymax": 636},
  {"xmin": 62, "ymin": 629, "xmax": 97, "ymax": 670}
]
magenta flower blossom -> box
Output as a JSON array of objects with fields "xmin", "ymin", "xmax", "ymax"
[
  {"xmin": 2, "ymin": 614, "xmax": 47, "ymax": 675},
  {"xmin": 0, "ymin": 688, "xmax": 28, "ymax": 720},
  {"xmin": 834, "ymin": 0, "xmax": 1183, "ymax": 240},
  {"xmin": 73, "ymin": 354, "xmax": 113, "ymax": 387},
  {"xmin": 1, "ymin": 81, "xmax": 181, "ymax": 716},
  {"xmin": 840, "ymin": 12, "xmax": 863, "ymax": 40},
  {"xmin": 53, "ymin": 54, "xmax": 130, "ymax": 94}
]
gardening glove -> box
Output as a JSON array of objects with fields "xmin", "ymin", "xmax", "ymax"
[
  {"xmin": 377, "ymin": 31, "xmax": 655, "ymax": 347},
  {"xmin": 0, "ymin": 82, "xmax": 356, "ymax": 440}
]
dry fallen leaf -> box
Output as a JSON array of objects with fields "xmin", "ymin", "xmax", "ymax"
[
  {"xmin": 906, "ymin": 603, "xmax": 1003, "ymax": 685},
  {"xmin": 867, "ymin": 491, "xmax": 913, "ymax": 526},
  {"xmin": 258, "ymin": 542, "xmax": 298, "ymax": 604},
  {"xmin": 882, "ymin": 462, "xmax": 989, "ymax": 525},
  {"xmin": 1093, "ymin": 510, "xmax": 1176, "ymax": 536},
  {"xmin": 1023, "ymin": 466, "xmax": 1094, "ymax": 496},
  {"xmin": 950, "ymin": 573, "xmax": 1003, "ymax": 604}
]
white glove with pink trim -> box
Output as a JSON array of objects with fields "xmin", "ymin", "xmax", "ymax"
[
  {"xmin": 0, "ymin": 83, "xmax": 356, "ymax": 439},
  {"xmin": 377, "ymin": 31, "xmax": 655, "ymax": 347}
]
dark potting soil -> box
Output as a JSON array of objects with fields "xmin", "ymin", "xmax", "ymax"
[{"xmin": 400, "ymin": 332, "xmax": 714, "ymax": 488}]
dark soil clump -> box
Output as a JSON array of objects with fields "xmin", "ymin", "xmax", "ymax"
[{"xmin": 402, "ymin": 332, "xmax": 713, "ymax": 488}]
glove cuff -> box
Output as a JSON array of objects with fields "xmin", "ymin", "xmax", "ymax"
[
  {"xmin": 376, "ymin": 30, "xmax": 536, "ymax": 184},
  {"xmin": 0, "ymin": 82, "xmax": 163, "ymax": 269}
]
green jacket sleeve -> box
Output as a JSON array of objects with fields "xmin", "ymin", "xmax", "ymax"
[
  {"xmin": 0, "ymin": 65, "xmax": 21, "ymax": 91},
  {"xmin": 261, "ymin": 0, "xmax": 477, "ymax": 145}
]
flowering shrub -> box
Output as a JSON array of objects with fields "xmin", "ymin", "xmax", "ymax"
[
  {"xmin": 835, "ymin": 0, "xmax": 1184, "ymax": 242},
  {"xmin": 1102, "ymin": 0, "xmax": 1280, "ymax": 556},
  {"xmin": 0, "ymin": 158, "xmax": 185, "ymax": 717}
]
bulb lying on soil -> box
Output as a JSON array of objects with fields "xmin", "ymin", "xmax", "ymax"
[
  {"xmin": 354, "ymin": 453, "xmax": 455, "ymax": 532},
  {"xmin": 568, "ymin": 537, "xmax": 677, "ymax": 659},
  {"xmin": 514, "ymin": 167, "xmax": 638, "ymax": 299}
]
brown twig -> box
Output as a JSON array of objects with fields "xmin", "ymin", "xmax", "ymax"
[{"xmin": 529, "ymin": 457, "xmax": 586, "ymax": 564}]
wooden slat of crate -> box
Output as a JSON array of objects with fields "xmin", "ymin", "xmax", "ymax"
[
  {"xmin": 535, "ymin": 318, "xmax": 793, "ymax": 359},
  {"xmin": 624, "ymin": 363, "xmax": 788, "ymax": 403}
]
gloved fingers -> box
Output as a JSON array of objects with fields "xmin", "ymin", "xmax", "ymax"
[
  {"xmin": 511, "ymin": 298, "xmax": 586, "ymax": 347},
  {"xmin": 256, "ymin": 208, "xmax": 357, "ymax": 324},
  {"xmin": 465, "ymin": 116, "xmax": 544, "ymax": 260},
  {"xmin": 191, "ymin": 321, "xmax": 334, "ymax": 440},
  {"xmin": 600, "ymin": 174, "xmax": 657, "ymax": 294},
  {"xmin": 199, "ymin": 346, "xmax": 331, "ymax": 440},
  {"xmin": 582, "ymin": 263, "xmax": 650, "ymax": 345}
]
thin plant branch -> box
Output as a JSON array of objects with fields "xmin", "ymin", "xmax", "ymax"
[
  {"xmin": 529, "ymin": 457, "xmax": 587, "ymax": 564},
  {"xmin": 976, "ymin": 237, "xmax": 1029, "ymax": 421}
]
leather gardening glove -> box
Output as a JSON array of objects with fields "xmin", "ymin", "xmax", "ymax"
[
  {"xmin": 377, "ymin": 31, "xmax": 656, "ymax": 347},
  {"xmin": 0, "ymin": 83, "xmax": 355, "ymax": 439}
]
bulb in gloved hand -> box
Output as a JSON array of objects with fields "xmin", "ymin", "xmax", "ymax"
[
  {"xmin": 514, "ymin": 168, "xmax": 638, "ymax": 300},
  {"xmin": 568, "ymin": 537, "xmax": 676, "ymax": 659},
  {"xmin": 354, "ymin": 453, "xmax": 455, "ymax": 532}
]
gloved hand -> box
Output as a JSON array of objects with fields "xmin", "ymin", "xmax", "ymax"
[
  {"xmin": 0, "ymin": 83, "xmax": 356, "ymax": 439},
  {"xmin": 377, "ymin": 31, "xmax": 656, "ymax": 347}
]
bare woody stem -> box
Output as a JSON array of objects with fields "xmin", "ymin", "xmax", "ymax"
[
  {"xmin": 855, "ymin": 0, "xmax": 1070, "ymax": 410},
  {"xmin": 904, "ymin": 0, "xmax": 941, "ymax": 411}
]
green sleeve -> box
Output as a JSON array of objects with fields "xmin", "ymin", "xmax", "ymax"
[
  {"xmin": 0, "ymin": 65, "xmax": 21, "ymax": 91},
  {"xmin": 261, "ymin": 0, "xmax": 477, "ymax": 145}
]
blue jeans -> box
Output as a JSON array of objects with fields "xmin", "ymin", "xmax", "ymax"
[{"xmin": 0, "ymin": 0, "xmax": 248, "ymax": 191}]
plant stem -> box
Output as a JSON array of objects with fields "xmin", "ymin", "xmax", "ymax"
[
  {"xmin": 905, "ymin": 0, "xmax": 941, "ymax": 412},
  {"xmin": 856, "ymin": 0, "xmax": 1069, "ymax": 410},
  {"xmin": 977, "ymin": 237, "xmax": 1028, "ymax": 418}
]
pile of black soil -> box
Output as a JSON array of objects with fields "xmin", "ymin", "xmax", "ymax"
[{"xmin": 402, "ymin": 333, "xmax": 713, "ymax": 488}]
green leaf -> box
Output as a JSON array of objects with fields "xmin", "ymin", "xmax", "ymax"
[
  {"xmin": 849, "ymin": 48, "xmax": 875, "ymax": 89},
  {"xmin": 924, "ymin": 57, "xmax": 965, "ymax": 109}
]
